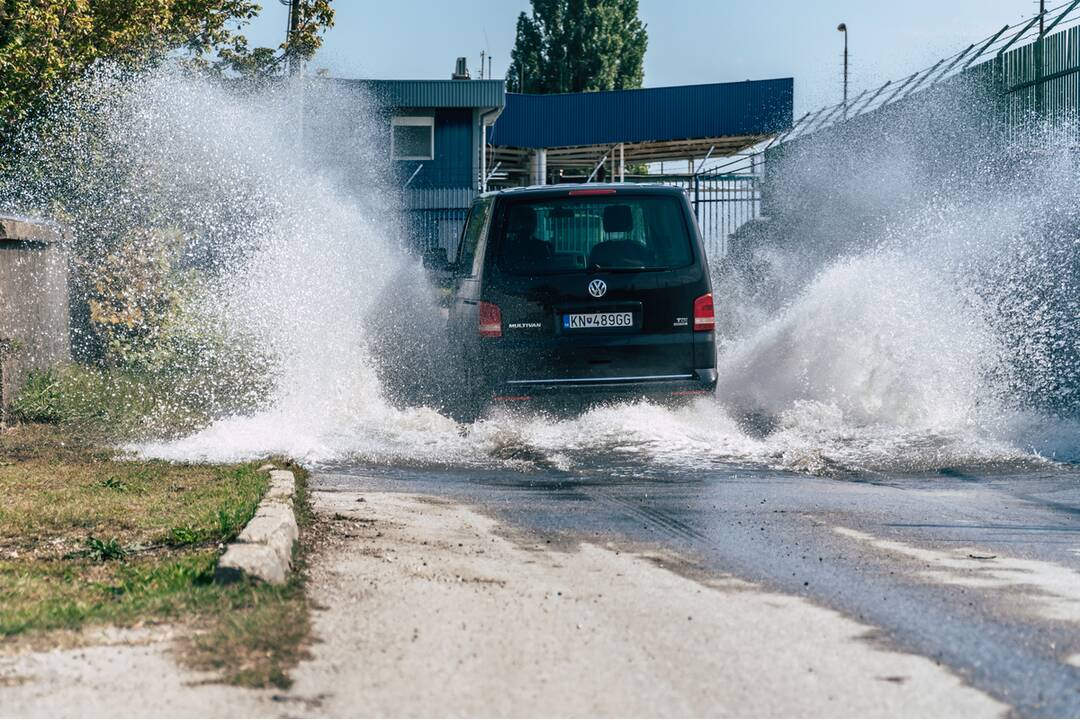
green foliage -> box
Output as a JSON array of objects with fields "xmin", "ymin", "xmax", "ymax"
[
  {"xmin": 217, "ymin": 0, "xmax": 334, "ymax": 78},
  {"xmin": 0, "ymin": 0, "xmax": 335, "ymax": 138},
  {"xmin": 507, "ymin": 0, "xmax": 648, "ymax": 94},
  {"xmin": 11, "ymin": 369, "xmax": 89, "ymax": 425},
  {"xmin": 0, "ymin": 0, "xmax": 248, "ymax": 136},
  {"xmin": 84, "ymin": 534, "xmax": 127, "ymax": 562},
  {"xmin": 12, "ymin": 356, "xmax": 271, "ymax": 438},
  {"xmin": 12, "ymin": 365, "xmax": 173, "ymax": 429},
  {"xmin": 165, "ymin": 467, "xmax": 265, "ymax": 547},
  {"xmin": 0, "ymin": 3, "xmax": 331, "ymax": 438},
  {"xmin": 0, "ymin": 441, "xmax": 270, "ymax": 557},
  {"xmin": 168, "ymin": 526, "xmax": 200, "ymax": 546},
  {"xmin": 76, "ymin": 225, "xmax": 273, "ymax": 387},
  {"xmin": 0, "ymin": 337, "xmax": 22, "ymax": 359},
  {"xmin": 97, "ymin": 475, "xmax": 127, "ymax": 492},
  {"xmin": 0, "ymin": 551, "xmax": 221, "ymax": 635},
  {"xmin": 83, "ymin": 226, "xmax": 185, "ymax": 369}
]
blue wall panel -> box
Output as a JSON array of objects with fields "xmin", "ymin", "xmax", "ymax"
[{"xmin": 393, "ymin": 108, "xmax": 474, "ymax": 189}]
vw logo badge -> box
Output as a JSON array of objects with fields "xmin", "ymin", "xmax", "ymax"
[{"xmin": 588, "ymin": 279, "xmax": 607, "ymax": 298}]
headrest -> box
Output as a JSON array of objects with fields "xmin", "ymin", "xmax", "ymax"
[
  {"xmin": 589, "ymin": 240, "xmax": 648, "ymax": 267},
  {"xmin": 507, "ymin": 205, "xmax": 537, "ymax": 237},
  {"xmin": 603, "ymin": 204, "xmax": 633, "ymax": 234}
]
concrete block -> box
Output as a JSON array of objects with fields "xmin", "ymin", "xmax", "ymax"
[
  {"xmin": 238, "ymin": 508, "xmax": 298, "ymax": 566},
  {"xmin": 0, "ymin": 216, "xmax": 70, "ymax": 421},
  {"xmin": 215, "ymin": 469, "xmax": 298, "ymax": 586},
  {"xmin": 266, "ymin": 470, "xmax": 296, "ymax": 503},
  {"xmin": 215, "ymin": 543, "xmax": 287, "ymax": 585}
]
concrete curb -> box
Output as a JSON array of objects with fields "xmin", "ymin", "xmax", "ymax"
[{"xmin": 215, "ymin": 466, "xmax": 298, "ymax": 586}]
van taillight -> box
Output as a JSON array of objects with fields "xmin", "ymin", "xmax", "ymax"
[
  {"xmin": 478, "ymin": 301, "xmax": 502, "ymax": 337},
  {"xmin": 693, "ymin": 294, "xmax": 715, "ymax": 331}
]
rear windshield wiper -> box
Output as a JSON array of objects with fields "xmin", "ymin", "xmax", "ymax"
[{"xmin": 587, "ymin": 264, "xmax": 667, "ymax": 273}]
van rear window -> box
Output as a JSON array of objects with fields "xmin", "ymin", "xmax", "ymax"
[{"xmin": 493, "ymin": 194, "xmax": 693, "ymax": 275}]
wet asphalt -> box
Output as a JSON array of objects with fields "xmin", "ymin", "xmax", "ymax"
[{"xmin": 313, "ymin": 460, "xmax": 1080, "ymax": 717}]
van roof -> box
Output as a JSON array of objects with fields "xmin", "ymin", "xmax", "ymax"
[{"xmin": 478, "ymin": 183, "xmax": 686, "ymax": 200}]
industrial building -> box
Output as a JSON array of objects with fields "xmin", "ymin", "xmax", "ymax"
[{"xmin": 335, "ymin": 68, "xmax": 793, "ymax": 255}]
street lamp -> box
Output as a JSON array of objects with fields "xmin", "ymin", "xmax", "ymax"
[{"xmin": 837, "ymin": 23, "xmax": 848, "ymax": 118}]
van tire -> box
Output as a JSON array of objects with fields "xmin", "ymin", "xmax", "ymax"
[{"xmin": 448, "ymin": 352, "xmax": 485, "ymax": 424}]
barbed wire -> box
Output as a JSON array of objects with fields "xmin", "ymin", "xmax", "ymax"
[{"xmin": 698, "ymin": 0, "xmax": 1080, "ymax": 178}]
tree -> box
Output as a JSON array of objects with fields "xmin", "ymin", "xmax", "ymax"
[
  {"xmin": 217, "ymin": 0, "xmax": 334, "ymax": 78},
  {"xmin": 506, "ymin": 0, "xmax": 647, "ymax": 94},
  {"xmin": 0, "ymin": 0, "xmax": 334, "ymax": 138}
]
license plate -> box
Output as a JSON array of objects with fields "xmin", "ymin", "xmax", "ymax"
[{"xmin": 563, "ymin": 312, "xmax": 634, "ymax": 329}]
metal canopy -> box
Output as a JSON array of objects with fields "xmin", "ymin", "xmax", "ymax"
[
  {"xmin": 490, "ymin": 80, "xmax": 793, "ymax": 148},
  {"xmin": 490, "ymin": 135, "xmax": 770, "ymax": 180},
  {"xmin": 487, "ymin": 79, "xmax": 792, "ymax": 181}
]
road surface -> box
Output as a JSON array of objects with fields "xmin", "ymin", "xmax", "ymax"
[
  {"xmin": 314, "ymin": 458, "xmax": 1080, "ymax": 717},
  {"xmin": 4, "ymin": 452, "xmax": 1077, "ymax": 717}
]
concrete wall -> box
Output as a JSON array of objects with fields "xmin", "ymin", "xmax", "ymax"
[{"xmin": 0, "ymin": 217, "xmax": 70, "ymax": 422}]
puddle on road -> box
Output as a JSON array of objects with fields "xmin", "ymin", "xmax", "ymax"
[{"xmin": 835, "ymin": 526, "xmax": 1080, "ymax": 623}]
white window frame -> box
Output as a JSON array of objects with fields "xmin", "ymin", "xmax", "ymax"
[{"xmin": 391, "ymin": 116, "xmax": 435, "ymax": 161}]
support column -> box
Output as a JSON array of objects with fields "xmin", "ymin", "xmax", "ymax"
[
  {"xmin": 530, "ymin": 149, "xmax": 547, "ymax": 186},
  {"xmin": 479, "ymin": 116, "xmax": 486, "ymax": 193},
  {"xmin": 619, "ymin": 143, "xmax": 625, "ymax": 182}
]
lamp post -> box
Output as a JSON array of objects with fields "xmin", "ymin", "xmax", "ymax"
[{"xmin": 837, "ymin": 22, "xmax": 848, "ymax": 118}]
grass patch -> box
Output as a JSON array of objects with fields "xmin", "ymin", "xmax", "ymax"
[
  {"xmin": 183, "ymin": 467, "xmax": 313, "ymax": 688},
  {"xmin": 0, "ymin": 425, "xmax": 312, "ymax": 689},
  {"xmin": 11, "ymin": 360, "xmax": 270, "ymax": 439},
  {"xmin": 12, "ymin": 366, "xmax": 207, "ymax": 436},
  {"xmin": 0, "ymin": 426, "xmax": 266, "ymax": 558}
]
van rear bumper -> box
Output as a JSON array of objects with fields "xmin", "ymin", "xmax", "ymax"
[{"xmin": 490, "ymin": 368, "xmax": 717, "ymax": 404}]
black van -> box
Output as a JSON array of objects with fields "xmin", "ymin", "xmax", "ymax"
[{"xmin": 427, "ymin": 184, "xmax": 717, "ymax": 418}]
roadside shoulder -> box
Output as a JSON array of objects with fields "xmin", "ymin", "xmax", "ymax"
[{"xmin": 278, "ymin": 489, "xmax": 1008, "ymax": 718}]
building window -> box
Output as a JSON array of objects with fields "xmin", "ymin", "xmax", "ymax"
[{"xmin": 391, "ymin": 116, "xmax": 434, "ymax": 160}]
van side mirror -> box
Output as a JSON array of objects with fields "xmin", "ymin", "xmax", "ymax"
[{"xmin": 422, "ymin": 247, "xmax": 451, "ymax": 272}]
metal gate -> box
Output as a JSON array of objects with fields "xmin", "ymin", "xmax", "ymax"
[
  {"xmin": 405, "ymin": 208, "xmax": 469, "ymax": 254},
  {"xmin": 640, "ymin": 169, "xmax": 762, "ymax": 259}
]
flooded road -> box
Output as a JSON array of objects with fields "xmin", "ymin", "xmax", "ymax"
[
  {"xmin": 41, "ymin": 65, "xmax": 1078, "ymax": 716},
  {"xmin": 315, "ymin": 459, "xmax": 1080, "ymax": 717}
]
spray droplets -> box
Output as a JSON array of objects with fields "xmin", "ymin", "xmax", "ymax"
[{"xmin": 3, "ymin": 64, "xmax": 1077, "ymax": 474}]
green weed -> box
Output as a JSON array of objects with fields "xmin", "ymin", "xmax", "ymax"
[
  {"xmin": 97, "ymin": 476, "xmax": 126, "ymax": 492},
  {"xmin": 84, "ymin": 535, "xmax": 127, "ymax": 562}
]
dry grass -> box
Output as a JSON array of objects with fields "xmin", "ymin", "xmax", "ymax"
[
  {"xmin": 0, "ymin": 424, "xmax": 313, "ymax": 688},
  {"xmin": 183, "ymin": 461, "xmax": 314, "ymax": 689},
  {"xmin": 182, "ymin": 563, "xmax": 312, "ymax": 688}
]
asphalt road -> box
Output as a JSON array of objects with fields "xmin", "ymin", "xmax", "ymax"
[{"xmin": 314, "ymin": 459, "xmax": 1080, "ymax": 717}]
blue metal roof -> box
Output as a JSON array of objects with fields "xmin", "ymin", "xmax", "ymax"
[
  {"xmin": 334, "ymin": 79, "xmax": 504, "ymax": 109},
  {"xmin": 489, "ymin": 79, "xmax": 793, "ymax": 148}
]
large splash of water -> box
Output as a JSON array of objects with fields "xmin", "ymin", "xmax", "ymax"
[{"xmin": 6, "ymin": 67, "xmax": 1078, "ymax": 475}]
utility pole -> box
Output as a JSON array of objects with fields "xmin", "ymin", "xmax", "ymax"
[
  {"xmin": 837, "ymin": 23, "xmax": 848, "ymax": 118},
  {"xmin": 480, "ymin": 50, "xmax": 485, "ymax": 79},
  {"xmin": 280, "ymin": 0, "xmax": 304, "ymax": 159},
  {"xmin": 281, "ymin": 0, "xmax": 302, "ymax": 75}
]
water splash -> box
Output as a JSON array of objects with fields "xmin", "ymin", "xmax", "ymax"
[
  {"xmin": 707, "ymin": 79, "xmax": 1080, "ymax": 470},
  {"xmin": 6, "ymin": 66, "xmax": 1078, "ymax": 475}
]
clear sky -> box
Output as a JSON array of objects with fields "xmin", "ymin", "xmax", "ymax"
[{"xmin": 245, "ymin": 1, "xmax": 1040, "ymax": 113}]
